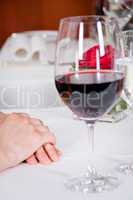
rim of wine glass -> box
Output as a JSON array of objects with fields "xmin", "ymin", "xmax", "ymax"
[
  {"xmin": 60, "ymin": 15, "xmax": 117, "ymax": 24},
  {"xmin": 123, "ymin": 0, "xmax": 133, "ymax": 11},
  {"xmin": 122, "ymin": 30, "xmax": 133, "ymax": 35}
]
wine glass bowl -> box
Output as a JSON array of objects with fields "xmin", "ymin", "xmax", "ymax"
[
  {"xmin": 55, "ymin": 16, "xmax": 124, "ymax": 193},
  {"xmin": 123, "ymin": 0, "xmax": 133, "ymax": 12},
  {"xmin": 55, "ymin": 70, "xmax": 124, "ymax": 121},
  {"xmin": 55, "ymin": 16, "xmax": 123, "ymax": 122}
]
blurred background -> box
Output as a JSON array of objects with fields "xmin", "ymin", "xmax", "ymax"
[
  {"xmin": 0, "ymin": 0, "xmax": 96, "ymax": 47},
  {"xmin": 0, "ymin": 0, "xmax": 133, "ymax": 110}
]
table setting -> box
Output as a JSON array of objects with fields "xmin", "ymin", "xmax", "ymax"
[
  {"xmin": 1, "ymin": 106, "xmax": 133, "ymax": 200},
  {"xmin": 1, "ymin": 2, "xmax": 133, "ymax": 198}
]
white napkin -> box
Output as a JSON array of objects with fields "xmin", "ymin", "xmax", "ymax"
[
  {"xmin": 0, "ymin": 34, "xmax": 31, "ymax": 62},
  {"xmin": 0, "ymin": 31, "xmax": 57, "ymax": 63},
  {"xmin": 31, "ymin": 35, "xmax": 47, "ymax": 62}
]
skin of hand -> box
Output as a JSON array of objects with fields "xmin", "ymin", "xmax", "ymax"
[{"xmin": 0, "ymin": 113, "xmax": 61, "ymax": 172}]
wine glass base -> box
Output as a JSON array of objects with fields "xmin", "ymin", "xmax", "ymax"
[
  {"xmin": 65, "ymin": 166, "xmax": 120, "ymax": 194},
  {"xmin": 118, "ymin": 163, "xmax": 133, "ymax": 175}
]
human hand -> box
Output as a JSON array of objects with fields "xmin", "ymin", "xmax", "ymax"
[
  {"xmin": 25, "ymin": 117, "xmax": 61, "ymax": 165},
  {"xmin": 0, "ymin": 113, "xmax": 61, "ymax": 171}
]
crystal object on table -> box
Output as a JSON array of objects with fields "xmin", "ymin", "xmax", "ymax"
[
  {"xmin": 103, "ymin": 0, "xmax": 133, "ymax": 30},
  {"xmin": 55, "ymin": 16, "xmax": 123, "ymax": 194}
]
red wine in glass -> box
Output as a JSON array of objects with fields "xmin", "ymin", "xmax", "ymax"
[{"xmin": 55, "ymin": 71, "xmax": 124, "ymax": 120}]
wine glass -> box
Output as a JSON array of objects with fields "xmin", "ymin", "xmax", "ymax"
[
  {"xmin": 103, "ymin": 0, "xmax": 133, "ymax": 29},
  {"xmin": 55, "ymin": 16, "xmax": 124, "ymax": 193},
  {"xmin": 124, "ymin": 0, "xmax": 133, "ymax": 12},
  {"xmin": 116, "ymin": 30, "xmax": 133, "ymax": 175}
]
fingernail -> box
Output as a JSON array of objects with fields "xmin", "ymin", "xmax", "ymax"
[
  {"xmin": 58, "ymin": 150, "xmax": 62, "ymax": 156},
  {"xmin": 52, "ymin": 154, "xmax": 59, "ymax": 162}
]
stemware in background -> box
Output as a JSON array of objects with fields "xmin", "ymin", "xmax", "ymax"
[
  {"xmin": 116, "ymin": 30, "xmax": 133, "ymax": 175},
  {"xmin": 122, "ymin": 31, "xmax": 133, "ymax": 105},
  {"xmin": 55, "ymin": 16, "xmax": 124, "ymax": 193},
  {"xmin": 103, "ymin": 0, "xmax": 133, "ymax": 29}
]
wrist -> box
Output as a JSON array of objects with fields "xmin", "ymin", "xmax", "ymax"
[
  {"xmin": 0, "ymin": 113, "xmax": 7, "ymax": 123},
  {"xmin": 0, "ymin": 151, "xmax": 9, "ymax": 172}
]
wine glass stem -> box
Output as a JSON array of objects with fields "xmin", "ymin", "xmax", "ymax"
[{"xmin": 86, "ymin": 122, "xmax": 95, "ymax": 154}]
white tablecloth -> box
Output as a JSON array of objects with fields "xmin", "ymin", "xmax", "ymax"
[
  {"xmin": 0, "ymin": 63, "xmax": 62, "ymax": 109},
  {"xmin": 1, "ymin": 106, "xmax": 133, "ymax": 200}
]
